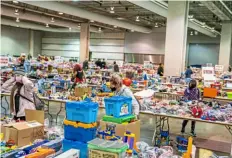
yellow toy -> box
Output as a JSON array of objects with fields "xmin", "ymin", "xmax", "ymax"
[{"xmin": 182, "ymin": 137, "xmax": 193, "ymax": 158}]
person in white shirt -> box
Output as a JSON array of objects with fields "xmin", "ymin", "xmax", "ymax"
[{"xmin": 109, "ymin": 75, "xmax": 140, "ymax": 117}]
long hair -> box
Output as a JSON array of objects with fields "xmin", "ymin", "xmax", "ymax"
[{"xmin": 10, "ymin": 82, "xmax": 23, "ymax": 113}]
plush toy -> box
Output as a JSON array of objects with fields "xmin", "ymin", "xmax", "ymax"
[{"xmin": 123, "ymin": 78, "xmax": 132, "ymax": 87}]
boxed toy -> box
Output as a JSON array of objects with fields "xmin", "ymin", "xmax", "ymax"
[{"xmin": 99, "ymin": 120, "xmax": 140, "ymax": 142}]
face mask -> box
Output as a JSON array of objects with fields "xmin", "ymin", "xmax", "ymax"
[{"xmin": 111, "ymin": 87, "xmax": 117, "ymax": 92}]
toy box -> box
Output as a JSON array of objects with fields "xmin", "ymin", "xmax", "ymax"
[
  {"xmin": 64, "ymin": 123, "xmax": 96, "ymax": 142},
  {"xmin": 99, "ymin": 120, "xmax": 140, "ymax": 142},
  {"xmin": 41, "ymin": 138, "xmax": 62, "ymax": 152},
  {"xmin": 62, "ymin": 139, "xmax": 87, "ymax": 158},
  {"xmin": 23, "ymin": 140, "xmax": 49, "ymax": 154},
  {"xmin": 66, "ymin": 101, "xmax": 98, "ymax": 123},
  {"xmin": 102, "ymin": 115, "xmax": 136, "ymax": 124},
  {"xmin": 104, "ymin": 96, "xmax": 132, "ymax": 118}
]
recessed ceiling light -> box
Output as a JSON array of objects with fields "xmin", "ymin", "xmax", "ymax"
[
  {"xmin": 58, "ymin": 12, "xmax": 63, "ymax": 15},
  {"xmin": 51, "ymin": 17, "xmax": 55, "ymax": 23},
  {"xmin": 46, "ymin": 24, "xmax": 49, "ymax": 27},
  {"xmin": 13, "ymin": 0, "xmax": 18, "ymax": 3},
  {"xmin": 14, "ymin": 9, "xmax": 19, "ymax": 15},
  {"xmin": 110, "ymin": 6, "xmax": 115, "ymax": 14},
  {"xmin": 135, "ymin": 16, "xmax": 140, "ymax": 22},
  {"xmin": 90, "ymin": 20, "xmax": 94, "ymax": 22},
  {"xmin": 155, "ymin": 23, "xmax": 158, "ymax": 27},
  {"xmin": 16, "ymin": 17, "xmax": 20, "ymax": 23},
  {"xmin": 114, "ymin": 25, "xmax": 117, "ymax": 28}
]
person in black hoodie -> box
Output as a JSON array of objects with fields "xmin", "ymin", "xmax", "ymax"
[{"xmin": 101, "ymin": 59, "xmax": 106, "ymax": 69}]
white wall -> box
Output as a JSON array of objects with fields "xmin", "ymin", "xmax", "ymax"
[{"xmin": 1, "ymin": 25, "xmax": 42, "ymax": 57}]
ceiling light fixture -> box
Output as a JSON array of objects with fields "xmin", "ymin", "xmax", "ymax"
[
  {"xmin": 201, "ymin": 22, "xmax": 206, "ymax": 28},
  {"xmin": 78, "ymin": 24, "xmax": 81, "ymax": 27},
  {"xmin": 155, "ymin": 23, "xmax": 158, "ymax": 28},
  {"xmin": 188, "ymin": 15, "xmax": 194, "ymax": 20},
  {"xmin": 14, "ymin": 9, "xmax": 19, "ymax": 15},
  {"xmin": 131, "ymin": 30, "xmax": 134, "ymax": 32},
  {"xmin": 16, "ymin": 17, "xmax": 20, "ymax": 23},
  {"xmin": 16, "ymin": 25, "xmax": 19, "ymax": 27},
  {"xmin": 135, "ymin": 16, "xmax": 140, "ymax": 22},
  {"xmin": 90, "ymin": 20, "xmax": 94, "ymax": 22},
  {"xmin": 51, "ymin": 17, "xmax": 55, "ymax": 23},
  {"xmin": 58, "ymin": 12, "xmax": 63, "ymax": 15},
  {"xmin": 46, "ymin": 24, "xmax": 49, "ymax": 28},
  {"xmin": 13, "ymin": 0, "xmax": 18, "ymax": 3},
  {"xmin": 190, "ymin": 31, "xmax": 193, "ymax": 36},
  {"xmin": 117, "ymin": 17, "xmax": 124, "ymax": 20},
  {"xmin": 194, "ymin": 31, "xmax": 198, "ymax": 35},
  {"xmin": 114, "ymin": 25, "xmax": 117, "ymax": 28},
  {"xmin": 98, "ymin": 27, "xmax": 102, "ymax": 32},
  {"xmin": 69, "ymin": 27, "xmax": 72, "ymax": 31},
  {"xmin": 110, "ymin": 6, "xmax": 115, "ymax": 14}
]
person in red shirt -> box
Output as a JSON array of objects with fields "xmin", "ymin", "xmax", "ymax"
[{"xmin": 73, "ymin": 64, "xmax": 85, "ymax": 83}]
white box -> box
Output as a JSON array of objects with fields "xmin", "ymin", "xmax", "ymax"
[{"xmin": 55, "ymin": 149, "xmax": 80, "ymax": 158}]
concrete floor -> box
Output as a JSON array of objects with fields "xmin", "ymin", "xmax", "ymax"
[{"xmin": 0, "ymin": 97, "xmax": 231, "ymax": 157}]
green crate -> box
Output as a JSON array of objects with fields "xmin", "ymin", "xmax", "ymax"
[{"xmin": 102, "ymin": 115, "xmax": 136, "ymax": 124}]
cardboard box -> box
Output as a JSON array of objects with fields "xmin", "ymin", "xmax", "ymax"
[
  {"xmin": 99, "ymin": 120, "xmax": 140, "ymax": 141},
  {"xmin": 75, "ymin": 87, "xmax": 92, "ymax": 97},
  {"xmin": 25, "ymin": 109, "xmax": 44, "ymax": 124},
  {"xmin": 2, "ymin": 121, "xmax": 44, "ymax": 147}
]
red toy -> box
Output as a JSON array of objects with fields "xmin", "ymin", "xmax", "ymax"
[
  {"xmin": 123, "ymin": 78, "xmax": 132, "ymax": 87},
  {"xmin": 191, "ymin": 106, "xmax": 203, "ymax": 118}
]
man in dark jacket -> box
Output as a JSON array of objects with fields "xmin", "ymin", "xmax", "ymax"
[
  {"xmin": 157, "ymin": 63, "xmax": 164, "ymax": 76},
  {"xmin": 185, "ymin": 66, "xmax": 193, "ymax": 78},
  {"xmin": 113, "ymin": 61, "xmax": 119, "ymax": 72}
]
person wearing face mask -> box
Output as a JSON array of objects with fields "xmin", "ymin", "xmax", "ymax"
[
  {"xmin": 110, "ymin": 75, "xmax": 140, "ymax": 117},
  {"xmin": 181, "ymin": 79, "xmax": 201, "ymax": 137}
]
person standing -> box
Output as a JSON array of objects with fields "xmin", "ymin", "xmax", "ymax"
[
  {"xmin": 101, "ymin": 59, "xmax": 106, "ymax": 69},
  {"xmin": 73, "ymin": 64, "xmax": 85, "ymax": 83},
  {"xmin": 185, "ymin": 66, "xmax": 193, "ymax": 78},
  {"xmin": 83, "ymin": 58, "xmax": 89, "ymax": 71},
  {"xmin": 113, "ymin": 61, "xmax": 119, "ymax": 72},
  {"xmin": 181, "ymin": 80, "xmax": 201, "ymax": 136},
  {"xmin": 157, "ymin": 63, "xmax": 164, "ymax": 76},
  {"xmin": 228, "ymin": 65, "xmax": 232, "ymax": 72}
]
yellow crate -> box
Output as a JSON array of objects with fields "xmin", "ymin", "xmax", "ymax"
[{"xmin": 89, "ymin": 149, "xmax": 120, "ymax": 158}]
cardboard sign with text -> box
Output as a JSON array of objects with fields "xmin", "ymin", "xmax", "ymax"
[
  {"xmin": 2, "ymin": 121, "xmax": 44, "ymax": 147},
  {"xmin": 215, "ymin": 65, "xmax": 224, "ymax": 72},
  {"xmin": 0, "ymin": 56, "xmax": 9, "ymax": 67}
]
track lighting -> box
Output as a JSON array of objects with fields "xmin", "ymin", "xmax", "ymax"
[
  {"xmin": 16, "ymin": 17, "xmax": 20, "ymax": 23},
  {"xmin": 15, "ymin": 9, "xmax": 19, "ymax": 15},
  {"xmin": 51, "ymin": 17, "xmax": 55, "ymax": 23},
  {"xmin": 110, "ymin": 6, "xmax": 115, "ymax": 14},
  {"xmin": 135, "ymin": 16, "xmax": 140, "ymax": 22},
  {"xmin": 46, "ymin": 24, "xmax": 49, "ymax": 28}
]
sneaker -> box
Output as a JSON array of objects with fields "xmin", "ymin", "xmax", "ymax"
[
  {"xmin": 181, "ymin": 130, "xmax": 185, "ymax": 135},
  {"xmin": 190, "ymin": 132, "xmax": 196, "ymax": 137}
]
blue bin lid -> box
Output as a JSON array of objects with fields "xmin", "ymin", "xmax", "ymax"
[
  {"xmin": 66, "ymin": 101, "xmax": 98, "ymax": 109},
  {"xmin": 104, "ymin": 96, "xmax": 132, "ymax": 102}
]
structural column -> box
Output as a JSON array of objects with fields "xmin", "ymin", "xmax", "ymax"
[
  {"xmin": 218, "ymin": 23, "xmax": 232, "ymax": 71},
  {"xmin": 164, "ymin": 1, "xmax": 189, "ymax": 76},
  {"xmin": 79, "ymin": 23, "xmax": 90, "ymax": 62},
  {"xmin": 29, "ymin": 30, "xmax": 34, "ymax": 57}
]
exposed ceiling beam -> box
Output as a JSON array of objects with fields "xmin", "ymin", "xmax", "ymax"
[
  {"xmin": 128, "ymin": 0, "xmax": 218, "ymax": 37},
  {"xmin": 200, "ymin": 1, "xmax": 230, "ymax": 21},
  {"xmin": 20, "ymin": 1, "xmax": 152, "ymax": 33},
  {"xmin": 1, "ymin": 5, "xmax": 100, "ymax": 32},
  {"xmin": 1, "ymin": 18, "xmax": 80, "ymax": 32}
]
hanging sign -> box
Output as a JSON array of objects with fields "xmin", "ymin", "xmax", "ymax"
[{"xmin": 0, "ymin": 56, "xmax": 9, "ymax": 67}]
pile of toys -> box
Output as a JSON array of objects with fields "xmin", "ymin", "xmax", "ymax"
[
  {"xmin": 142, "ymin": 99, "xmax": 232, "ymax": 123},
  {"xmin": 62, "ymin": 101, "xmax": 99, "ymax": 158}
]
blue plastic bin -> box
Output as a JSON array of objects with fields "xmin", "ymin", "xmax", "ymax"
[
  {"xmin": 104, "ymin": 96, "xmax": 132, "ymax": 118},
  {"xmin": 63, "ymin": 139, "xmax": 87, "ymax": 158},
  {"xmin": 64, "ymin": 125, "xmax": 96, "ymax": 143},
  {"xmin": 66, "ymin": 101, "xmax": 98, "ymax": 123}
]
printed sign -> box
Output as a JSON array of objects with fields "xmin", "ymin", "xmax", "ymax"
[
  {"xmin": 120, "ymin": 104, "xmax": 129, "ymax": 116},
  {"xmin": 0, "ymin": 57, "xmax": 9, "ymax": 67},
  {"xmin": 215, "ymin": 65, "xmax": 224, "ymax": 72},
  {"xmin": 202, "ymin": 67, "xmax": 214, "ymax": 77}
]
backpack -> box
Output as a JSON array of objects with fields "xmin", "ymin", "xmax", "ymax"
[{"xmin": 13, "ymin": 82, "xmax": 44, "ymax": 115}]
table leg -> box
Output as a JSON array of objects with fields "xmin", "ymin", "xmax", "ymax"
[
  {"xmin": 55, "ymin": 103, "xmax": 63, "ymax": 125},
  {"xmin": 225, "ymin": 125, "xmax": 232, "ymax": 156},
  {"xmin": 46, "ymin": 101, "xmax": 53, "ymax": 123},
  {"xmin": 152, "ymin": 115, "xmax": 158, "ymax": 144},
  {"xmin": 1, "ymin": 96, "xmax": 7, "ymax": 117}
]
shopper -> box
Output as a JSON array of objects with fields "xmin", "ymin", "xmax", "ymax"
[
  {"xmin": 113, "ymin": 61, "xmax": 119, "ymax": 72},
  {"xmin": 73, "ymin": 64, "xmax": 85, "ymax": 83},
  {"xmin": 101, "ymin": 59, "xmax": 106, "ymax": 69},
  {"xmin": 228, "ymin": 65, "xmax": 232, "ymax": 72},
  {"xmin": 185, "ymin": 66, "xmax": 193, "ymax": 78},
  {"xmin": 110, "ymin": 75, "xmax": 140, "ymax": 117},
  {"xmin": 157, "ymin": 63, "xmax": 164, "ymax": 76},
  {"xmin": 181, "ymin": 79, "xmax": 201, "ymax": 137},
  {"xmin": 2, "ymin": 76, "xmax": 36, "ymax": 121},
  {"xmin": 95, "ymin": 59, "xmax": 101, "ymax": 68},
  {"xmin": 83, "ymin": 58, "xmax": 89, "ymax": 70}
]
